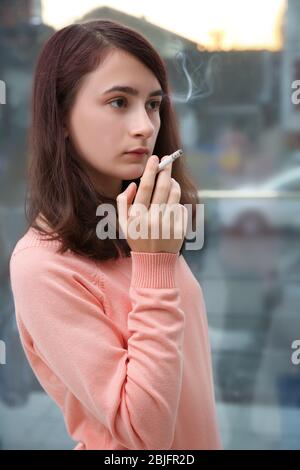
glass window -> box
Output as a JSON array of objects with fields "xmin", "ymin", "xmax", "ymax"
[{"xmin": 1, "ymin": 0, "xmax": 299, "ymax": 451}]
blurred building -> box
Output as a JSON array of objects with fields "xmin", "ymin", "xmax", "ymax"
[
  {"xmin": 0, "ymin": 0, "xmax": 54, "ymax": 199},
  {"xmin": 280, "ymin": 0, "xmax": 300, "ymax": 169},
  {"xmin": 281, "ymin": 0, "xmax": 300, "ymax": 132},
  {"xmin": 0, "ymin": 0, "xmax": 55, "ymax": 410},
  {"xmin": 78, "ymin": 6, "xmax": 283, "ymax": 187}
]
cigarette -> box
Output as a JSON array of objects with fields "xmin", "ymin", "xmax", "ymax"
[{"xmin": 157, "ymin": 149, "xmax": 183, "ymax": 173}]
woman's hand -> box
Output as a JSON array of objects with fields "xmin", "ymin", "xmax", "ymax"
[{"xmin": 116, "ymin": 155, "xmax": 188, "ymax": 253}]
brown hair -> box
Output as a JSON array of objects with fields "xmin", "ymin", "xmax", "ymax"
[{"xmin": 25, "ymin": 19, "xmax": 200, "ymax": 261}]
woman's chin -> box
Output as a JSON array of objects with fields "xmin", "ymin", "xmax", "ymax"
[{"xmin": 123, "ymin": 166, "xmax": 145, "ymax": 179}]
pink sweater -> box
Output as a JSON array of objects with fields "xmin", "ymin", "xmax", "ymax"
[{"xmin": 9, "ymin": 226, "xmax": 222, "ymax": 450}]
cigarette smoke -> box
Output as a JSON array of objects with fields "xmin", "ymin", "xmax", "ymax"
[{"xmin": 169, "ymin": 47, "xmax": 221, "ymax": 104}]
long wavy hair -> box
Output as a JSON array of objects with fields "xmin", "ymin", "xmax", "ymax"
[{"xmin": 25, "ymin": 19, "xmax": 200, "ymax": 261}]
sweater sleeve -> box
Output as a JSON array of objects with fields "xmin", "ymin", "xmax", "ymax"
[{"xmin": 9, "ymin": 248, "xmax": 185, "ymax": 450}]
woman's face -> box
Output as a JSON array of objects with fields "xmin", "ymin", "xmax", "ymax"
[{"xmin": 67, "ymin": 48, "xmax": 163, "ymax": 198}]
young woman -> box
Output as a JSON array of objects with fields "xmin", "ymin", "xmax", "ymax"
[{"xmin": 9, "ymin": 19, "xmax": 222, "ymax": 450}]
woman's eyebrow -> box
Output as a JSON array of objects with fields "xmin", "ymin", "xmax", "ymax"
[{"xmin": 102, "ymin": 86, "xmax": 164, "ymax": 97}]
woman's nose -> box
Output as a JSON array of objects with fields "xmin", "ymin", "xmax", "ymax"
[{"xmin": 129, "ymin": 109, "xmax": 155, "ymax": 138}]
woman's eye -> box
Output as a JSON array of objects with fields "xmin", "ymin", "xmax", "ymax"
[
  {"xmin": 147, "ymin": 100, "xmax": 161, "ymax": 111},
  {"xmin": 110, "ymin": 98, "xmax": 125, "ymax": 109},
  {"xmin": 109, "ymin": 98, "xmax": 161, "ymax": 111}
]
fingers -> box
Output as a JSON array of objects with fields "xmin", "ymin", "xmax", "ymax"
[
  {"xmin": 116, "ymin": 182, "xmax": 137, "ymax": 237},
  {"xmin": 151, "ymin": 155, "xmax": 173, "ymax": 205},
  {"xmin": 166, "ymin": 178, "xmax": 181, "ymax": 205},
  {"xmin": 165, "ymin": 178, "xmax": 188, "ymax": 238},
  {"xmin": 116, "ymin": 182, "xmax": 136, "ymax": 213},
  {"xmin": 133, "ymin": 155, "xmax": 159, "ymax": 209}
]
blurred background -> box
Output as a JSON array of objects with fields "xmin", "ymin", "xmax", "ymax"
[{"xmin": 1, "ymin": 0, "xmax": 300, "ymax": 450}]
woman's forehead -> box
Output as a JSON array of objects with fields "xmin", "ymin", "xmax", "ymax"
[{"xmin": 87, "ymin": 49, "xmax": 161, "ymax": 91}]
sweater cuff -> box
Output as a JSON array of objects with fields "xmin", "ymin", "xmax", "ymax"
[{"xmin": 130, "ymin": 251, "xmax": 179, "ymax": 288}]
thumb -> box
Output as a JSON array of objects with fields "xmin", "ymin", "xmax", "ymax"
[
  {"xmin": 116, "ymin": 182, "xmax": 136, "ymax": 224},
  {"xmin": 116, "ymin": 182, "xmax": 137, "ymax": 240},
  {"xmin": 117, "ymin": 182, "xmax": 136, "ymax": 205}
]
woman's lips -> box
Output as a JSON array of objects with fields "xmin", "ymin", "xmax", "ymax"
[{"xmin": 124, "ymin": 152, "xmax": 147, "ymax": 157}]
